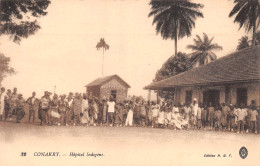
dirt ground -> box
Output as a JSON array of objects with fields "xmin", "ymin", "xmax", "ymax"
[{"xmin": 0, "ymin": 119, "xmax": 260, "ymax": 166}]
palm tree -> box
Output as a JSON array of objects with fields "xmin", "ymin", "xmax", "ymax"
[
  {"xmin": 229, "ymin": 0, "xmax": 260, "ymax": 48},
  {"xmin": 148, "ymin": 0, "xmax": 204, "ymax": 56},
  {"xmin": 187, "ymin": 33, "xmax": 223, "ymax": 67},
  {"xmin": 96, "ymin": 38, "xmax": 109, "ymax": 76},
  {"xmin": 237, "ymin": 36, "xmax": 250, "ymax": 50}
]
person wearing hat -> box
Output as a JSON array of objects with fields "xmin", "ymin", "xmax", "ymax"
[
  {"xmin": 39, "ymin": 91, "xmax": 51, "ymax": 125},
  {"xmin": 16, "ymin": 94, "xmax": 25, "ymax": 123}
]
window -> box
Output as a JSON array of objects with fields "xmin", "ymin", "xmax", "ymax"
[
  {"xmin": 237, "ymin": 88, "xmax": 247, "ymax": 106},
  {"xmin": 110, "ymin": 90, "xmax": 117, "ymax": 101}
]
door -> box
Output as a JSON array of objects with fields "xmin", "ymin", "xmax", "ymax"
[
  {"xmin": 203, "ymin": 90, "xmax": 220, "ymax": 107},
  {"xmin": 185, "ymin": 90, "xmax": 193, "ymax": 105},
  {"xmin": 110, "ymin": 90, "xmax": 117, "ymax": 101},
  {"xmin": 237, "ymin": 88, "xmax": 247, "ymax": 106}
]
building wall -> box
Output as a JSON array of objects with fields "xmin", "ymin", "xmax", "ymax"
[
  {"xmin": 100, "ymin": 79, "xmax": 128, "ymax": 102},
  {"xmin": 176, "ymin": 82, "xmax": 260, "ymax": 106},
  {"xmin": 86, "ymin": 86, "xmax": 100, "ymax": 99}
]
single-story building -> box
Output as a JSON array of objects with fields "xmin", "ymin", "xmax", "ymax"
[
  {"xmin": 144, "ymin": 47, "xmax": 260, "ymax": 107},
  {"xmin": 85, "ymin": 74, "xmax": 130, "ymax": 102}
]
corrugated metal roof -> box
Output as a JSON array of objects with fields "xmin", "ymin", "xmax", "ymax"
[
  {"xmin": 85, "ymin": 75, "xmax": 131, "ymax": 88},
  {"xmin": 144, "ymin": 47, "xmax": 260, "ymax": 90}
]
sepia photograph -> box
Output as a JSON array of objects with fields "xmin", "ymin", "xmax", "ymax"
[{"xmin": 0, "ymin": 0, "xmax": 260, "ymax": 165}]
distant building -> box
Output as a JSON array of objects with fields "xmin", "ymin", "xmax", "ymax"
[
  {"xmin": 85, "ymin": 75, "xmax": 130, "ymax": 102},
  {"xmin": 145, "ymin": 47, "xmax": 260, "ymax": 107}
]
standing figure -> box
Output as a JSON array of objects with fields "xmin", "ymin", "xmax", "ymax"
[
  {"xmin": 197, "ymin": 104, "xmax": 202, "ymax": 130},
  {"xmin": 16, "ymin": 94, "xmax": 25, "ymax": 123},
  {"xmin": 191, "ymin": 98, "xmax": 199, "ymax": 129},
  {"xmin": 4, "ymin": 89, "xmax": 11, "ymax": 121},
  {"xmin": 221, "ymin": 103, "xmax": 230, "ymax": 131},
  {"xmin": 9, "ymin": 88, "xmax": 18, "ymax": 121},
  {"xmin": 39, "ymin": 91, "xmax": 51, "ymax": 126},
  {"xmin": 26, "ymin": 92, "xmax": 38, "ymax": 123},
  {"xmin": 102, "ymin": 98, "xmax": 108, "ymax": 125},
  {"xmin": 201, "ymin": 105, "xmax": 207, "ymax": 130},
  {"xmin": 50, "ymin": 94, "xmax": 60, "ymax": 125},
  {"xmin": 107, "ymin": 96, "xmax": 115, "ymax": 127},
  {"xmin": 236, "ymin": 104, "xmax": 248, "ymax": 133},
  {"xmin": 81, "ymin": 94, "xmax": 89, "ymax": 125},
  {"xmin": 207, "ymin": 103, "xmax": 215, "ymax": 130},
  {"xmin": 72, "ymin": 94, "xmax": 82, "ymax": 126},
  {"xmin": 58, "ymin": 95, "xmax": 67, "ymax": 126},
  {"xmin": 125, "ymin": 104, "xmax": 133, "ymax": 127},
  {"xmin": 249, "ymin": 105, "xmax": 258, "ymax": 134},
  {"xmin": 214, "ymin": 106, "xmax": 222, "ymax": 131},
  {"xmin": 0, "ymin": 87, "xmax": 6, "ymax": 120}
]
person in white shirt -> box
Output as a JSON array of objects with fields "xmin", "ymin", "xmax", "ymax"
[
  {"xmin": 191, "ymin": 98, "xmax": 199, "ymax": 129},
  {"xmin": 107, "ymin": 96, "xmax": 115, "ymax": 127}
]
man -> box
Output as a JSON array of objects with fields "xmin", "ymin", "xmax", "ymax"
[
  {"xmin": 26, "ymin": 92, "xmax": 38, "ymax": 123},
  {"xmin": 249, "ymin": 105, "xmax": 258, "ymax": 134},
  {"xmin": 9, "ymin": 88, "xmax": 18, "ymax": 121},
  {"xmin": 81, "ymin": 94, "xmax": 89, "ymax": 125},
  {"xmin": 39, "ymin": 91, "xmax": 51, "ymax": 125},
  {"xmin": 16, "ymin": 94, "xmax": 25, "ymax": 123},
  {"xmin": 221, "ymin": 103, "xmax": 230, "ymax": 131},
  {"xmin": 72, "ymin": 93, "xmax": 82, "ymax": 126},
  {"xmin": 207, "ymin": 103, "xmax": 215, "ymax": 130},
  {"xmin": 107, "ymin": 96, "xmax": 115, "ymax": 127},
  {"xmin": 58, "ymin": 95, "xmax": 67, "ymax": 126},
  {"xmin": 237, "ymin": 104, "xmax": 248, "ymax": 133},
  {"xmin": 191, "ymin": 98, "xmax": 199, "ymax": 129}
]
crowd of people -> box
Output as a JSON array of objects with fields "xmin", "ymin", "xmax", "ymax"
[{"xmin": 0, "ymin": 87, "xmax": 259, "ymax": 134}]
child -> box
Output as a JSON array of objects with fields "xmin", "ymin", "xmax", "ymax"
[
  {"xmin": 221, "ymin": 103, "xmax": 229, "ymax": 131},
  {"xmin": 228, "ymin": 105, "xmax": 236, "ymax": 132}
]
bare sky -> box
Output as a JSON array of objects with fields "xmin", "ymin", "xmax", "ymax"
[{"xmin": 0, "ymin": 0, "xmax": 251, "ymax": 99}]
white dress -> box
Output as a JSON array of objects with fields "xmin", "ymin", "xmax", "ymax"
[{"xmin": 125, "ymin": 109, "xmax": 133, "ymax": 126}]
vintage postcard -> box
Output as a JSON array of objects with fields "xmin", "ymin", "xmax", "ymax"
[{"xmin": 0, "ymin": 0, "xmax": 259, "ymax": 165}]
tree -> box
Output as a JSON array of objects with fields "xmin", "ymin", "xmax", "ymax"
[
  {"xmin": 148, "ymin": 0, "xmax": 204, "ymax": 56},
  {"xmin": 0, "ymin": 53, "xmax": 15, "ymax": 86},
  {"xmin": 96, "ymin": 38, "xmax": 110, "ymax": 76},
  {"xmin": 0, "ymin": 0, "xmax": 51, "ymax": 44},
  {"xmin": 154, "ymin": 52, "xmax": 191, "ymax": 99},
  {"xmin": 187, "ymin": 33, "xmax": 223, "ymax": 67},
  {"xmin": 229, "ymin": 0, "xmax": 260, "ymax": 48},
  {"xmin": 237, "ymin": 36, "xmax": 250, "ymax": 50}
]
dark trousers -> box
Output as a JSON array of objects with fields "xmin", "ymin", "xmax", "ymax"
[
  {"xmin": 108, "ymin": 112, "xmax": 114, "ymax": 125},
  {"xmin": 250, "ymin": 121, "xmax": 257, "ymax": 133}
]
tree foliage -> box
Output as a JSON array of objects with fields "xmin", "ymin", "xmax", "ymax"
[
  {"xmin": 148, "ymin": 0, "xmax": 204, "ymax": 56},
  {"xmin": 229, "ymin": 0, "xmax": 260, "ymax": 48},
  {"xmin": 154, "ymin": 52, "xmax": 191, "ymax": 99},
  {"xmin": 0, "ymin": 53, "xmax": 15, "ymax": 85},
  {"xmin": 0, "ymin": 0, "xmax": 51, "ymax": 44},
  {"xmin": 237, "ymin": 35, "xmax": 250, "ymax": 50},
  {"xmin": 187, "ymin": 33, "xmax": 223, "ymax": 67},
  {"xmin": 96, "ymin": 38, "xmax": 110, "ymax": 76}
]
